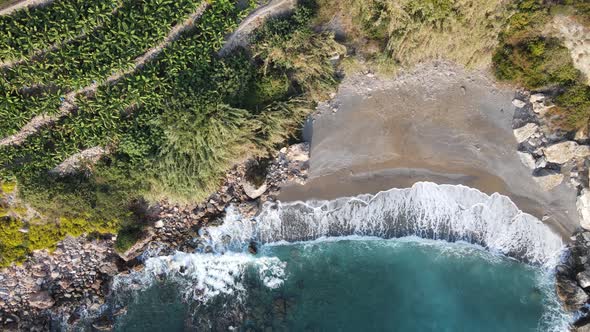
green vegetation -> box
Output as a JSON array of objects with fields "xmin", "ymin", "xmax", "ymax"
[
  {"xmin": 0, "ymin": 0, "xmax": 120, "ymax": 62},
  {"xmin": 0, "ymin": 1, "xmax": 343, "ymax": 264},
  {"xmin": 0, "ymin": 0, "xmax": 206, "ymax": 139},
  {"xmin": 0, "ymin": 216, "xmax": 118, "ymax": 267},
  {"xmin": 492, "ymin": 0, "xmax": 590, "ymax": 130}
]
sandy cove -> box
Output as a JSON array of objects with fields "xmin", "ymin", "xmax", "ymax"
[{"xmin": 280, "ymin": 61, "xmax": 581, "ymax": 238}]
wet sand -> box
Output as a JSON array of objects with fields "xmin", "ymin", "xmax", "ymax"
[{"xmin": 280, "ymin": 62, "xmax": 579, "ymax": 238}]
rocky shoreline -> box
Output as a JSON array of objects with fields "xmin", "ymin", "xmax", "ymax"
[
  {"xmin": 2, "ymin": 85, "xmax": 590, "ymax": 331},
  {"xmin": 511, "ymin": 91, "xmax": 590, "ymax": 331},
  {"xmin": 0, "ymin": 143, "xmax": 310, "ymax": 331}
]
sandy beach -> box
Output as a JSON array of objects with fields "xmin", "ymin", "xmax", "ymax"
[{"xmin": 280, "ymin": 62, "xmax": 579, "ymax": 238}]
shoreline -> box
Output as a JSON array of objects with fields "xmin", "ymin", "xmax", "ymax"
[
  {"xmin": 281, "ymin": 61, "xmax": 581, "ymax": 240},
  {"xmin": 1, "ymin": 61, "xmax": 589, "ymax": 330}
]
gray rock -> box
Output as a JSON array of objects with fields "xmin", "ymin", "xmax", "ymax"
[
  {"xmin": 286, "ymin": 143, "xmax": 310, "ymax": 162},
  {"xmin": 533, "ymin": 171, "xmax": 564, "ymax": 191},
  {"xmin": 517, "ymin": 152, "xmax": 536, "ymax": 169},
  {"xmin": 28, "ymin": 291, "xmax": 54, "ymax": 309},
  {"xmin": 512, "ymin": 98, "xmax": 526, "ymax": 108},
  {"xmin": 535, "ymin": 156, "xmax": 547, "ymax": 169},
  {"xmin": 544, "ymin": 141, "xmax": 579, "ymax": 164},
  {"xmin": 557, "ymin": 278, "xmax": 589, "ymax": 311},
  {"xmin": 242, "ymin": 181, "xmax": 267, "ymax": 200},
  {"xmin": 154, "ymin": 220, "xmax": 164, "ymax": 229},
  {"xmin": 529, "ymin": 93, "xmax": 545, "ymax": 103},
  {"xmin": 578, "ymin": 190, "xmax": 590, "ymax": 230},
  {"xmin": 577, "ymin": 271, "xmax": 590, "ymax": 289},
  {"xmin": 513, "ymin": 123, "xmax": 539, "ymax": 144}
]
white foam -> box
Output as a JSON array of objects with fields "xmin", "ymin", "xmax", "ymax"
[
  {"xmin": 204, "ymin": 182, "xmax": 564, "ymax": 266},
  {"xmin": 112, "ymin": 252, "xmax": 286, "ymax": 304}
]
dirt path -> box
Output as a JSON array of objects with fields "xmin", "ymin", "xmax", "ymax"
[
  {"xmin": 0, "ymin": 0, "xmax": 52, "ymax": 15},
  {"xmin": 0, "ymin": 2, "xmax": 209, "ymax": 147},
  {"xmin": 219, "ymin": 0, "xmax": 297, "ymax": 56}
]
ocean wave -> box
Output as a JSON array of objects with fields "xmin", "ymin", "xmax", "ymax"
[
  {"xmin": 203, "ymin": 182, "xmax": 564, "ymax": 266},
  {"xmin": 112, "ymin": 252, "xmax": 286, "ymax": 304}
]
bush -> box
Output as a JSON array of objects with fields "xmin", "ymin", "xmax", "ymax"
[
  {"xmin": 492, "ymin": 0, "xmax": 590, "ymax": 130},
  {"xmin": 493, "ymin": 37, "xmax": 580, "ymax": 89}
]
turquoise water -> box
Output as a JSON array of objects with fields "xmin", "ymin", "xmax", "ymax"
[{"xmin": 113, "ymin": 238, "xmax": 567, "ymax": 331}]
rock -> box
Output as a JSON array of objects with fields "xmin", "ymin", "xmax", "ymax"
[
  {"xmin": 99, "ymin": 262, "xmax": 119, "ymax": 276},
  {"xmin": 544, "ymin": 141, "xmax": 579, "ymax": 164},
  {"xmin": 242, "ymin": 181, "xmax": 267, "ymax": 200},
  {"xmin": 576, "ymin": 125, "xmax": 589, "ymax": 143},
  {"xmin": 535, "ymin": 156, "xmax": 547, "ymax": 169},
  {"xmin": 154, "ymin": 220, "xmax": 164, "ymax": 229},
  {"xmin": 286, "ymin": 143, "xmax": 309, "ymax": 162},
  {"xmin": 28, "ymin": 291, "xmax": 54, "ymax": 309},
  {"xmin": 577, "ymin": 271, "xmax": 590, "ymax": 289},
  {"xmin": 576, "ymin": 145, "xmax": 590, "ymax": 159},
  {"xmin": 575, "ymin": 325, "xmax": 590, "ymax": 332},
  {"xmin": 557, "ymin": 277, "xmax": 589, "ymax": 311},
  {"xmin": 530, "ymin": 93, "xmax": 545, "ymax": 103},
  {"xmin": 513, "ymin": 123, "xmax": 539, "ymax": 144},
  {"xmin": 533, "ymin": 172, "xmax": 564, "ymax": 191},
  {"xmin": 579, "ymin": 190, "xmax": 590, "ymax": 230},
  {"xmin": 517, "ymin": 152, "xmax": 536, "ymax": 169},
  {"xmin": 512, "ymin": 98, "xmax": 526, "ymax": 108},
  {"xmin": 532, "ymin": 102, "xmax": 554, "ymax": 116}
]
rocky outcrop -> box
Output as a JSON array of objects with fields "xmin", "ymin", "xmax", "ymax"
[
  {"xmin": 556, "ymin": 231, "xmax": 590, "ymax": 328},
  {"xmin": 0, "ymin": 142, "xmax": 310, "ymax": 330},
  {"xmin": 139, "ymin": 143, "xmax": 311, "ymax": 260},
  {"xmin": 544, "ymin": 141, "xmax": 590, "ymax": 165},
  {"xmin": 0, "ymin": 236, "xmax": 122, "ymax": 331},
  {"xmin": 512, "ymin": 91, "xmax": 590, "ymax": 230}
]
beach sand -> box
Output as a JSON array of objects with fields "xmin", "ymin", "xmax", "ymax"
[{"xmin": 280, "ymin": 62, "xmax": 579, "ymax": 238}]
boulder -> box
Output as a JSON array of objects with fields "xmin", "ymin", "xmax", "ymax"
[
  {"xmin": 286, "ymin": 143, "xmax": 310, "ymax": 162},
  {"xmin": 544, "ymin": 141, "xmax": 578, "ymax": 164},
  {"xmin": 534, "ymin": 172, "xmax": 564, "ymax": 191},
  {"xmin": 99, "ymin": 261, "xmax": 119, "ymax": 276},
  {"xmin": 557, "ymin": 277, "xmax": 589, "ymax": 311},
  {"xmin": 530, "ymin": 93, "xmax": 545, "ymax": 103},
  {"xmin": 576, "ymin": 125, "xmax": 589, "ymax": 143},
  {"xmin": 577, "ymin": 270, "xmax": 590, "ymax": 289},
  {"xmin": 517, "ymin": 152, "xmax": 536, "ymax": 169},
  {"xmin": 242, "ymin": 181, "xmax": 267, "ymax": 200},
  {"xmin": 512, "ymin": 98, "xmax": 526, "ymax": 108},
  {"xmin": 579, "ymin": 190, "xmax": 590, "ymax": 230},
  {"xmin": 513, "ymin": 123, "xmax": 539, "ymax": 144},
  {"xmin": 28, "ymin": 291, "xmax": 55, "ymax": 309},
  {"xmin": 576, "ymin": 145, "xmax": 590, "ymax": 159},
  {"xmin": 532, "ymin": 102, "xmax": 554, "ymax": 116},
  {"xmin": 154, "ymin": 220, "xmax": 164, "ymax": 229}
]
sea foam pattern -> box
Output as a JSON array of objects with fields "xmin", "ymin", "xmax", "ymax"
[
  {"xmin": 112, "ymin": 252, "xmax": 286, "ymax": 303},
  {"xmin": 204, "ymin": 182, "xmax": 564, "ymax": 266}
]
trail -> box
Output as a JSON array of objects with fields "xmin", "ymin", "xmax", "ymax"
[
  {"xmin": 0, "ymin": 0, "xmax": 53, "ymax": 16},
  {"xmin": 219, "ymin": 0, "xmax": 297, "ymax": 56},
  {"xmin": 0, "ymin": 2, "xmax": 209, "ymax": 147}
]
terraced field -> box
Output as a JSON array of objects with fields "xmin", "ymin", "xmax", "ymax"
[{"xmin": 0, "ymin": 0, "xmax": 343, "ymax": 265}]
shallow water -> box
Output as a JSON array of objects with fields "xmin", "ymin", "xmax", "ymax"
[{"xmin": 113, "ymin": 238, "xmax": 568, "ymax": 331}]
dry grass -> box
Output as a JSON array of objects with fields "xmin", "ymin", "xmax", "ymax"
[{"xmin": 315, "ymin": 0, "xmax": 512, "ymax": 71}]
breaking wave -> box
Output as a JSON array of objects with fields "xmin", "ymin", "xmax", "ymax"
[{"xmin": 203, "ymin": 182, "xmax": 564, "ymax": 266}]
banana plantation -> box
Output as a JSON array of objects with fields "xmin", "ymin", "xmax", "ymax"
[{"xmin": 0, "ymin": 0, "xmax": 343, "ymax": 265}]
